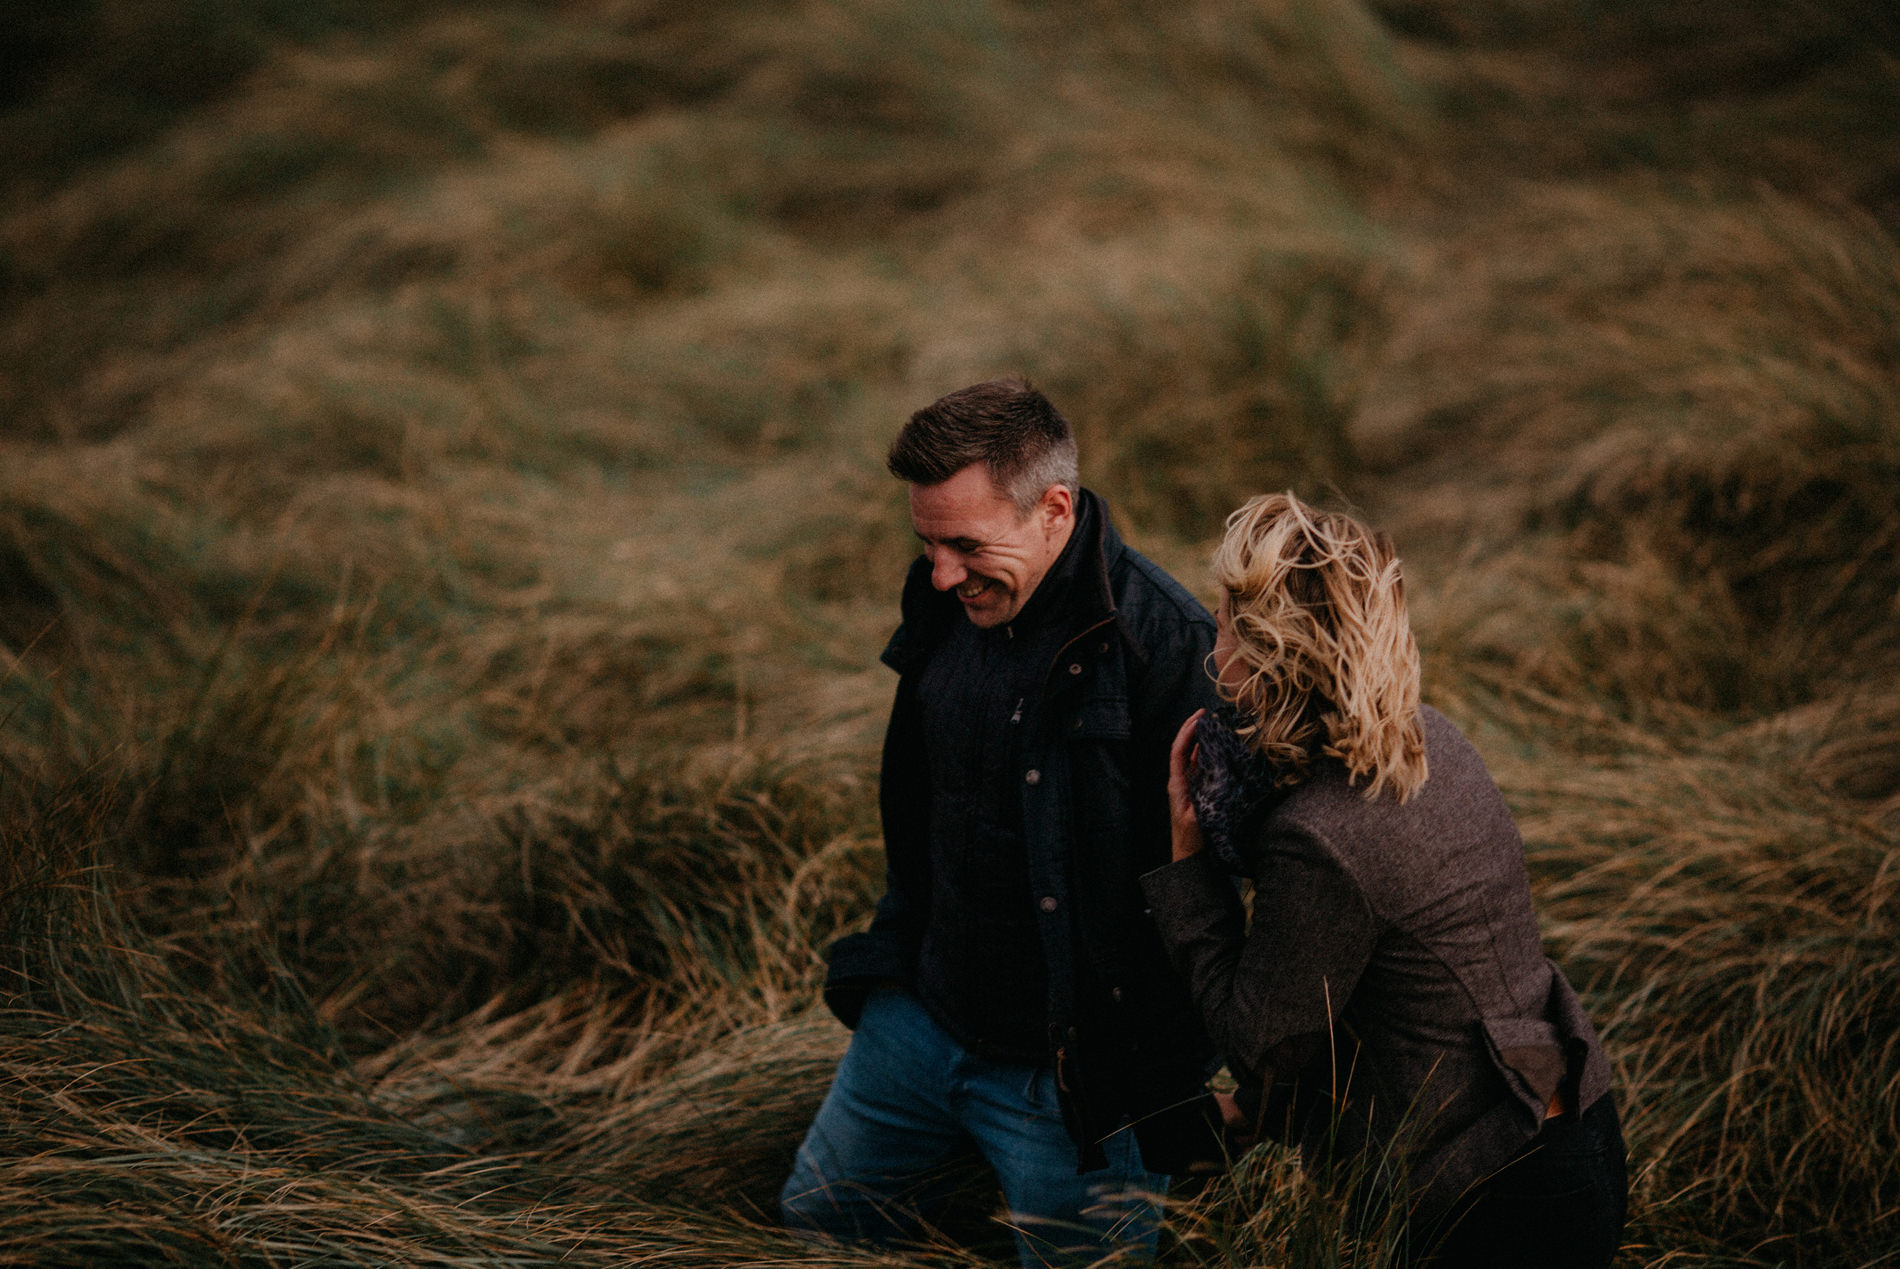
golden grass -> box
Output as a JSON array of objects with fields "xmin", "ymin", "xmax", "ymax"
[{"xmin": 2, "ymin": 0, "xmax": 1898, "ymax": 1263}]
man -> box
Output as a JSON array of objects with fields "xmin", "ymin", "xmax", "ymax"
[{"xmin": 780, "ymin": 379, "xmax": 1223, "ymax": 1267}]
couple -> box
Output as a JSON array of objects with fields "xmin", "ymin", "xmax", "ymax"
[{"xmin": 779, "ymin": 379, "xmax": 1628, "ymax": 1267}]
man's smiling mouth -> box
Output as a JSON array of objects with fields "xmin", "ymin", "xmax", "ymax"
[{"xmin": 957, "ymin": 578, "xmax": 996, "ymax": 601}]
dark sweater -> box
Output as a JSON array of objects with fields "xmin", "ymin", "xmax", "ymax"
[{"xmin": 913, "ymin": 498, "xmax": 1090, "ymax": 1061}]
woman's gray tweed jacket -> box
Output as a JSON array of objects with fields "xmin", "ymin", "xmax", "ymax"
[{"xmin": 1141, "ymin": 706, "xmax": 1613, "ymax": 1224}]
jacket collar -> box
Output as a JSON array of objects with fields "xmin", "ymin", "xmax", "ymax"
[{"xmin": 881, "ymin": 487, "xmax": 1123, "ymax": 675}]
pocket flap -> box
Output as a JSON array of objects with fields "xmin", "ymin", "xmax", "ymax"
[
  {"xmin": 1480, "ymin": 1015, "xmax": 1565, "ymax": 1107},
  {"xmin": 1069, "ymin": 696, "xmax": 1129, "ymax": 740}
]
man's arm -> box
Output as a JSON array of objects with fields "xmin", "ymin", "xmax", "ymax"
[
  {"xmin": 1125, "ymin": 601, "xmax": 1223, "ymax": 869},
  {"xmin": 822, "ymin": 677, "xmax": 929, "ymax": 1028}
]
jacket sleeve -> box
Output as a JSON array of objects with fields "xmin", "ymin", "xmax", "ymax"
[
  {"xmin": 1125, "ymin": 610, "xmax": 1224, "ymax": 872},
  {"xmin": 822, "ymin": 676, "xmax": 930, "ymax": 1028},
  {"xmin": 1140, "ymin": 832, "xmax": 1380, "ymax": 1088}
]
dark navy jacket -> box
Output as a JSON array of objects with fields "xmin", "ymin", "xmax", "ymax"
[{"xmin": 823, "ymin": 489, "xmax": 1224, "ymax": 1173}]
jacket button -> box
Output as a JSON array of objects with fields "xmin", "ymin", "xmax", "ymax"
[
  {"xmin": 1039, "ymin": 896, "xmax": 1058, "ymax": 913},
  {"xmin": 1024, "ymin": 769, "xmax": 1041, "ymax": 785},
  {"xmin": 1068, "ymin": 663, "xmax": 1081, "ymax": 675}
]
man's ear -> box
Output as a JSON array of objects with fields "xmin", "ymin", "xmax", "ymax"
[{"xmin": 1039, "ymin": 484, "xmax": 1075, "ymax": 535}]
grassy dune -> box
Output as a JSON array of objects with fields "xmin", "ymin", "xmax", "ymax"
[{"xmin": 3, "ymin": 0, "xmax": 1898, "ymax": 1264}]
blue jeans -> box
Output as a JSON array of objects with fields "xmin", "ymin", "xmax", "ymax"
[{"xmin": 780, "ymin": 989, "xmax": 1166, "ymax": 1267}]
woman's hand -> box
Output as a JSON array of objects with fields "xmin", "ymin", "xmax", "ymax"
[
  {"xmin": 1213, "ymin": 1090, "xmax": 1260, "ymax": 1151},
  {"xmin": 1168, "ymin": 709, "xmax": 1207, "ymax": 862}
]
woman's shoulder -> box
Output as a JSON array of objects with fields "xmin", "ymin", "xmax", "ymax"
[
  {"xmin": 1262, "ymin": 706, "xmax": 1520, "ymax": 882},
  {"xmin": 1415, "ymin": 705, "xmax": 1507, "ymax": 802}
]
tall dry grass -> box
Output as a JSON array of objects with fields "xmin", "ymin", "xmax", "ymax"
[{"xmin": 3, "ymin": 0, "xmax": 1898, "ymax": 1264}]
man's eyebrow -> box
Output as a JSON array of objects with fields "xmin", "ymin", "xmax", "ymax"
[{"xmin": 916, "ymin": 531, "xmax": 986, "ymax": 550}]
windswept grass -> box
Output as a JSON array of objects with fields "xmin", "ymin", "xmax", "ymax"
[{"xmin": 3, "ymin": 0, "xmax": 1898, "ymax": 1264}]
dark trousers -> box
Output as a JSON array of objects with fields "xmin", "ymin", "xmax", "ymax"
[{"xmin": 1424, "ymin": 1094, "xmax": 1629, "ymax": 1269}]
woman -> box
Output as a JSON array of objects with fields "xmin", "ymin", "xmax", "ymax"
[{"xmin": 1141, "ymin": 493, "xmax": 1627, "ymax": 1267}]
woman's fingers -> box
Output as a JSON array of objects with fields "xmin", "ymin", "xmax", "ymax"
[
  {"xmin": 1169, "ymin": 709, "xmax": 1205, "ymax": 789},
  {"xmin": 1169, "ymin": 710, "xmax": 1207, "ymax": 861}
]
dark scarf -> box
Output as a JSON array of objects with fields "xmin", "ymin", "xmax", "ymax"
[{"xmin": 1190, "ymin": 708, "xmax": 1281, "ymax": 874}]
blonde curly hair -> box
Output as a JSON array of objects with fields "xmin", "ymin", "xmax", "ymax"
[{"xmin": 1211, "ymin": 492, "xmax": 1428, "ymax": 802}]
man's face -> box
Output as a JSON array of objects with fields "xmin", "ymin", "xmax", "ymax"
[{"xmin": 909, "ymin": 463, "xmax": 1075, "ymax": 628}]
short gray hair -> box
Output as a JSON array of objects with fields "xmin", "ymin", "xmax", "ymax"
[{"xmin": 887, "ymin": 377, "xmax": 1079, "ymax": 514}]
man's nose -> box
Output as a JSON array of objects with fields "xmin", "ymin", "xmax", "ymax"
[{"xmin": 928, "ymin": 548, "xmax": 966, "ymax": 592}]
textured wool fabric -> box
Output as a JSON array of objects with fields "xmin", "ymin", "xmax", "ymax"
[{"xmin": 1143, "ymin": 706, "xmax": 1617, "ymax": 1228}]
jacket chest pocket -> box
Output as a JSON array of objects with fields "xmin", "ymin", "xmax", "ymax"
[
  {"xmin": 1063, "ymin": 695, "xmax": 1132, "ymax": 851},
  {"xmin": 1065, "ymin": 694, "xmax": 1129, "ymax": 742}
]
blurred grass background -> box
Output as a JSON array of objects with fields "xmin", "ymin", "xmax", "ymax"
[{"xmin": 2, "ymin": 0, "xmax": 1898, "ymax": 1264}]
